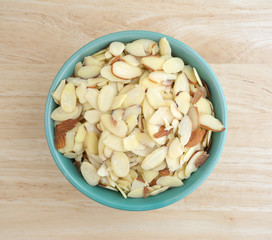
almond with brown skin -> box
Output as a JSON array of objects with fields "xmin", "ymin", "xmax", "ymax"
[
  {"xmin": 54, "ymin": 129, "xmax": 66, "ymax": 149},
  {"xmin": 186, "ymin": 127, "xmax": 206, "ymax": 148},
  {"xmin": 195, "ymin": 151, "xmax": 210, "ymax": 167},
  {"xmin": 55, "ymin": 119, "xmax": 77, "ymax": 134}
]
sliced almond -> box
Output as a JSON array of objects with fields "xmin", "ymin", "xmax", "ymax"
[
  {"xmin": 101, "ymin": 114, "xmax": 128, "ymax": 137},
  {"xmin": 74, "ymin": 62, "xmax": 82, "ymax": 77},
  {"xmin": 85, "ymin": 88, "xmax": 99, "ymax": 110},
  {"xmin": 123, "ymin": 134, "xmax": 139, "ymax": 151},
  {"xmin": 168, "ymin": 137, "xmax": 183, "ymax": 159},
  {"xmin": 111, "ymin": 94, "xmax": 127, "ymax": 110},
  {"xmin": 51, "ymin": 79, "xmax": 66, "ymax": 104},
  {"xmin": 185, "ymin": 150, "xmax": 204, "ymax": 177},
  {"xmin": 97, "ymin": 163, "xmax": 109, "ymax": 177},
  {"xmin": 166, "ymin": 155, "xmax": 180, "ymax": 172},
  {"xmin": 84, "ymin": 110, "xmax": 102, "ymax": 124},
  {"xmin": 87, "ymin": 78, "xmax": 108, "ymax": 87},
  {"xmin": 142, "ymin": 97, "xmax": 155, "ymax": 121},
  {"xmin": 78, "ymin": 65, "xmax": 101, "ymax": 79},
  {"xmin": 51, "ymin": 105, "xmax": 80, "ymax": 121},
  {"xmin": 103, "ymin": 134, "xmax": 125, "ymax": 152},
  {"xmin": 98, "ymin": 130, "xmax": 111, "ymax": 161},
  {"xmin": 195, "ymin": 151, "xmax": 209, "ymax": 167},
  {"xmin": 170, "ymin": 102, "xmax": 183, "ymax": 120},
  {"xmin": 76, "ymin": 83, "xmax": 87, "ymax": 104},
  {"xmin": 150, "ymin": 186, "xmax": 169, "ymax": 196},
  {"xmin": 61, "ymin": 82, "xmax": 77, "ymax": 113},
  {"xmin": 162, "ymin": 57, "xmax": 184, "ymax": 73},
  {"xmin": 159, "ymin": 37, "xmax": 171, "ymax": 56},
  {"xmin": 199, "ymin": 114, "xmax": 225, "ymax": 132},
  {"xmin": 84, "ymin": 132, "xmax": 98, "ymax": 155},
  {"xmin": 112, "ymin": 61, "xmax": 142, "ymax": 79},
  {"xmin": 111, "ymin": 151, "xmax": 130, "ymax": 177},
  {"xmin": 54, "ymin": 129, "xmax": 65, "ymax": 149},
  {"xmin": 126, "ymin": 115, "xmax": 138, "ymax": 134},
  {"xmin": 84, "ymin": 56, "xmax": 103, "ymax": 67},
  {"xmin": 81, "ymin": 161, "xmax": 100, "ymax": 186},
  {"xmin": 62, "ymin": 131, "xmax": 75, "ymax": 153},
  {"xmin": 173, "ymin": 72, "xmax": 190, "ymax": 95},
  {"xmin": 191, "ymin": 87, "xmax": 204, "ymax": 104},
  {"xmin": 178, "ymin": 115, "xmax": 192, "ymax": 145},
  {"xmin": 109, "ymin": 41, "xmax": 125, "ymax": 56},
  {"xmin": 122, "ymin": 54, "xmax": 140, "ymax": 67},
  {"xmin": 146, "ymin": 88, "xmax": 165, "ymax": 109},
  {"xmin": 149, "ymin": 107, "xmax": 174, "ymax": 125},
  {"xmin": 193, "ymin": 67, "xmax": 203, "ymax": 86},
  {"xmin": 122, "ymin": 85, "xmax": 145, "ymax": 108},
  {"xmin": 146, "ymin": 123, "xmax": 167, "ymax": 144},
  {"xmin": 73, "ymin": 141, "xmax": 83, "ymax": 153},
  {"xmin": 55, "ymin": 118, "xmax": 78, "ymax": 134},
  {"xmin": 136, "ymin": 132, "xmax": 155, "ymax": 148},
  {"xmin": 125, "ymin": 41, "xmax": 146, "ymax": 57},
  {"xmin": 104, "ymin": 146, "xmax": 113, "ymax": 158},
  {"xmin": 101, "ymin": 66, "xmax": 131, "ymax": 83},
  {"xmin": 123, "ymin": 105, "xmax": 141, "ymax": 121},
  {"xmin": 175, "ymin": 91, "xmax": 190, "ymax": 115},
  {"xmin": 151, "ymin": 43, "xmax": 159, "ymax": 55},
  {"xmin": 188, "ymin": 107, "xmax": 199, "ymax": 130},
  {"xmin": 143, "ymin": 170, "xmax": 159, "ymax": 183},
  {"xmin": 181, "ymin": 144, "xmax": 199, "ymax": 164},
  {"xmin": 183, "ymin": 65, "xmax": 197, "ymax": 84},
  {"xmin": 156, "ymin": 176, "xmax": 183, "ymax": 187},
  {"xmin": 134, "ymin": 39, "xmax": 157, "ymax": 55},
  {"xmin": 141, "ymin": 147, "xmax": 168, "ymax": 170},
  {"xmin": 112, "ymin": 109, "xmax": 124, "ymax": 122},
  {"xmin": 127, "ymin": 187, "xmax": 144, "ymax": 198},
  {"xmin": 74, "ymin": 124, "xmax": 87, "ymax": 143},
  {"xmin": 140, "ymin": 77, "xmax": 165, "ymax": 91},
  {"xmin": 141, "ymin": 56, "xmax": 165, "ymax": 71},
  {"xmin": 186, "ymin": 127, "xmax": 206, "ymax": 148},
  {"xmin": 98, "ymin": 85, "xmax": 115, "ymax": 112},
  {"xmin": 195, "ymin": 97, "xmax": 212, "ymax": 114}
]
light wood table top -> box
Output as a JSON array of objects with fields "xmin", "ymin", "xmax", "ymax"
[{"xmin": 1, "ymin": 1, "xmax": 272, "ymax": 239}]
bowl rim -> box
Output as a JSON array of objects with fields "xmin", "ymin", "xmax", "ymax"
[{"xmin": 45, "ymin": 30, "xmax": 228, "ymax": 211}]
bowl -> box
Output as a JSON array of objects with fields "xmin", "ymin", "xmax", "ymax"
[{"xmin": 45, "ymin": 30, "xmax": 228, "ymax": 211}]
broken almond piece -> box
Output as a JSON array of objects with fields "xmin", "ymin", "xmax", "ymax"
[
  {"xmin": 199, "ymin": 114, "xmax": 225, "ymax": 132},
  {"xmin": 125, "ymin": 41, "xmax": 147, "ymax": 57},
  {"xmin": 186, "ymin": 127, "xmax": 206, "ymax": 148},
  {"xmin": 143, "ymin": 186, "xmax": 150, "ymax": 198},
  {"xmin": 100, "ymin": 114, "xmax": 128, "ymax": 137}
]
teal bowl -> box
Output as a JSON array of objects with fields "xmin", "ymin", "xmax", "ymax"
[{"xmin": 45, "ymin": 30, "xmax": 228, "ymax": 211}]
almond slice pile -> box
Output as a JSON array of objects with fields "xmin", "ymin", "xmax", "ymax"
[{"xmin": 51, "ymin": 38, "xmax": 225, "ymax": 198}]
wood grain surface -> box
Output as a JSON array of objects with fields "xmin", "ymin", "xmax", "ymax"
[{"xmin": 1, "ymin": 0, "xmax": 272, "ymax": 239}]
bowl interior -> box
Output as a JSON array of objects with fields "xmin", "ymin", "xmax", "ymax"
[{"xmin": 45, "ymin": 30, "xmax": 228, "ymax": 211}]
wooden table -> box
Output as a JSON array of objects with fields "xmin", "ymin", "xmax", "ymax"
[{"xmin": 1, "ymin": 1, "xmax": 272, "ymax": 239}]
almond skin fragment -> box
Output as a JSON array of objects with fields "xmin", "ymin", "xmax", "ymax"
[
  {"xmin": 191, "ymin": 87, "xmax": 204, "ymax": 104},
  {"xmin": 186, "ymin": 127, "xmax": 206, "ymax": 148},
  {"xmin": 143, "ymin": 186, "xmax": 150, "ymax": 198},
  {"xmin": 153, "ymin": 125, "xmax": 172, "ymax": 138},
  {"xmin": 159, "ymin": 168, "xmax": 170, "ymax": 176},
  {"xmin": 195, "ymin": 151, "xmax": 210, "ymax": 167}
]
